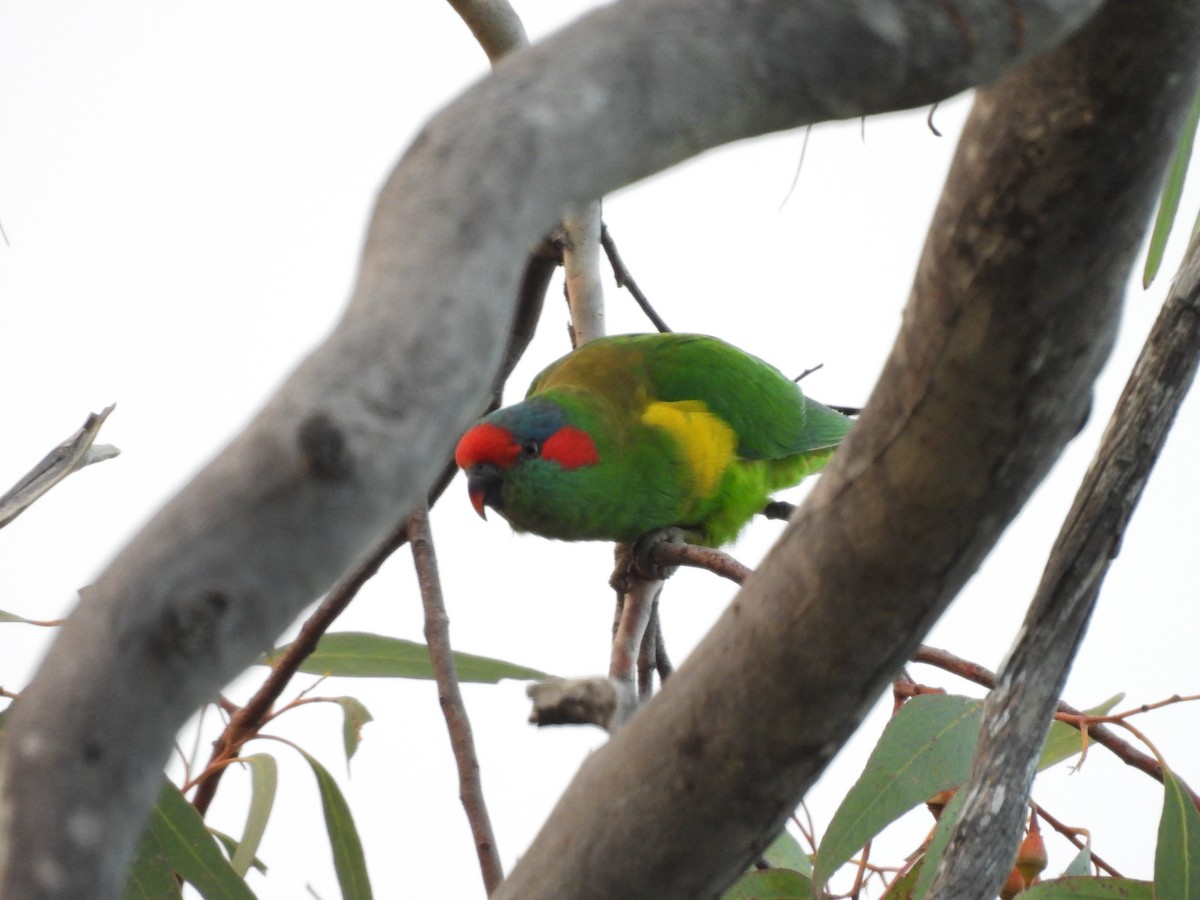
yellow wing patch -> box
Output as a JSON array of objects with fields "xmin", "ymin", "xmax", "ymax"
[{"xmin": 641, "ymin": 400, "xmax": 737, "ymax": 497}]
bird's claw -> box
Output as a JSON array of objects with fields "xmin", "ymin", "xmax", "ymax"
[{"xmin": 610, "ymin": 527, "xmax": 685, "ymax": 592}]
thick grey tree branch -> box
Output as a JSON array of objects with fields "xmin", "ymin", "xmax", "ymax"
[
  {"xmin": 0, "ymin": 2, "xmax": 1105, "ymax": 897},
  {"xmin": 927, "ymin": 183, "xmax": 1200, "ymax": 898},
  {"xmin": 495, "ymin": 2, "xmax": 1200, "ymax": 898}
]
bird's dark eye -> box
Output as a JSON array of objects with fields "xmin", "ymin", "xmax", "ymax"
[{"xmin": 519, "ymin": 439, "xmax": 541, "ymax": 460}]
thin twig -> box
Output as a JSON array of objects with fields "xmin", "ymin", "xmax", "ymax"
[
  {"xmin": 650, "ymin": 542, "xmax": 751, "ymax": 584},
  {"xmin": 600, "ymin": 224, "xmax": 671, "ymax": 332},
  {"xmin": 409, "ymin": 506, "xmax": 503, "ymax": 893},
  {"xmin": 912, "ymin": 645, "xmax": 1200, "ymax": 809},
  {"xmin": 444, "ymin": 0, "xmax": 528, "ymax": 63},
  {"xmin": 609, "ymin": 577, "xmax": 661, "ymax": 694},
  {"xmin": 1033, "ymin": 804, "xmax": 1122, "ymax": 879},
  {"xmin": 779, "ymin": 125, "xmax": 813, "ymax": 210},
  {"xmin": 190, "ymin": 510, "xmax": 417, "ymax": 814},
  {"xmin": 636, "ymin": 600, "xmax": 661, "ymax": 702},
  {"xmin": 0, "ymin": 405, "xmax": 120, "ymax": 529},
  {"xmin": 926, "ymin": 102, "xmax": 943, "ymax": 137}
]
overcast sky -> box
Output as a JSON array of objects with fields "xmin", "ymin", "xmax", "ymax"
[{"xmin": 2, "ymin": 3, "xmax": 1199, "ymax": 897}]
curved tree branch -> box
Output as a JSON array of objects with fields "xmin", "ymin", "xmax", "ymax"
[{"xmin": 0, "ymin": 2, "xmax": 1106, "ymax": 897}]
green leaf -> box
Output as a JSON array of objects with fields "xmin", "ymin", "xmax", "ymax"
[
  {"xmin": 1061, "ymin": 844, "xmax": 1093, "ymax": 878},
  {"xmin": 137, "ymin": 780, "xmax": 256, "ymax": 899},
  {"xmin": 334, "ymin": 697, "xmax": 374, "ymax": 765},
  {"xmin": 762, "ymin": 829, "xmax": 812, "ymax": 877},
  {"xmin": 230, "ymin": 755, "xmax": 277, "ymax": 878},
  {"xmin": 1155, "ymin": 764, "xmax": 1200, "ymax": 899},
  {"xmin": 265, "ymin": 631, "xmax": 551, "ymax": 682},
  {"xmin": 1020, "ymin": 876, "xmax": 1153, "ymax": 899},
  {"xmin": 881, "ymin": 861, "xmax": 923, "ymax": 900},
  {"xmin": 1144, "ymin": 82, "xmax": 1200, "ymax": 288},
  {"xmin": 1038, "ymin": 694, "xmax": 1123, "ymax": 771},
  {"xmin": 722, "ymin": 869, "xmax": 813, "ymax": 900},
  {"xmin": 299, "ymin": 749, "xmax": 373, "ymax": 900},
  {"xmin": 814, "ymin": 695, "xmax": 981, "ymax": 890},
  {"xmin": 211, "ymin": 831, "xmax": 267, "ymax": 875},
  {"xmin": 124, "ymin": 818, "xmax": 181, "ymax": 900},
  {"xmin": 912, "ymin": 783, "xmax": 966, "ymax": 900}
]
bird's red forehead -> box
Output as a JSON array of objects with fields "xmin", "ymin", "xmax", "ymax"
[{"xmin": 455, "ymin": 422, "xmax": 519, "ymax": 469}]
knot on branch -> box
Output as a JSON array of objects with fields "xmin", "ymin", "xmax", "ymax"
[{"xmin": 298, "ymin": 412, "xmax": 353, "ymax": 481}]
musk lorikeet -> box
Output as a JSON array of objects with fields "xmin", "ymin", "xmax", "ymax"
[{"xmin": 454, "ymin": 333, "xmax": 853, "ymax": 548}]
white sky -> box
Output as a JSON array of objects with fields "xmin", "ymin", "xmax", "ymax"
[{"xmin": 2, "ymin": 2, "xmax": 1198, "ymax": 898}]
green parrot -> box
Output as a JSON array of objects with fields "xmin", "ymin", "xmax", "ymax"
[{"xmin": 454, "ymin": 333, "xmax": 853, "ymax": 548}]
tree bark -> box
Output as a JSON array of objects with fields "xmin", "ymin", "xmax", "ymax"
[{"xmin": 0, "ymin": 1, "xmax": 1106, "ymax": 897}]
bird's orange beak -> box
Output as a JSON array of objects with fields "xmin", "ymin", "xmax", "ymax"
[
  {"xmin": 465, "ymin": 466, "xmax": 501, "ymax": 521},
  {"xmin": 468, "ymin": 484, "xmax": 488, "ymax": 520}
]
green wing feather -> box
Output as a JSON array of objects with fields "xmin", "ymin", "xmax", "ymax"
[{"xmin": 531, "ymin": 333, "xmax": 850, "ymax": 460}]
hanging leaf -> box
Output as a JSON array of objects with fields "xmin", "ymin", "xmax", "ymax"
[
  {"xmin": 124, "ymin": 817, "xmax": 181, "ymax": 900},
  {"xmin": 1061, "ymin": 843, "xmax": 1093, "ymax": 878},
  {"xmin": 299, "ymin": 749, "xmax": 373, "ymax": 899},
  {"xmin": 131, "ymin": 780, "xmax": 256, "ymax": 899},
  {"xmin": 881, "ymin": 861, "xmax": 923, "ymax": 900},
  {"xmin": 1144, "ymin": 83, "xmax": 1200, "ymax": 288},
  {"xmin": 1155, "ymin": 764, "xmax": 1200, "ymax": 899},
  {"xmin": 334, "ymin": 696, "xmax": 375, "ymax": 766},
  {"xmin": 911, "ymin": 783, "xmax": 966, "ymax": 900},
  {"xmin": 230, "ymin": 755, "xmax": 277, "ymax": 878},
  {"xmin": 814, "ymin": 695, "xmax": 981, "ymax": 890},
  {"xmin": 265, "ymin": 631, "xmax": 550, "ymax": 682},
  {"xmin": 211, "ymin": 831, "xmax": 267, "ymax": 875}
]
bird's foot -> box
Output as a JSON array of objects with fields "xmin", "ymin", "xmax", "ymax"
[{"xmin": 610, "ymin": 526, "xmax": 685, "ymax": 593}]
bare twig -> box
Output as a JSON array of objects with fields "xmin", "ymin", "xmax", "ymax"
[
  {"xmin": 778, "ymin": 125, "xmax": 813, "ymax": 210},
  {"xmin": 651, "ymin": 542, "xmax": 752, "ymax": 584},
  {"xmin": 190, "ymin": 510, "xmax": 416, "ymax": 814},
  {"xmin": 609, "ymin": 576, "xmax": 661, "ymax": 695},
  {"xmin": 444, "ymin": 0, "xmax": 528, "ymax": 63},
  {"xmin": 913, "ymin": 645, "xmax": 1200, "ymax": 809},
  {"xmin": 563, "ymin": 202, "xmax": 606, "ymax": 345},
  {"xmin": 926, "ymin": 102, "xmax": 943, "ymax": 136},
  {"xmin": 600, "ymin": 224, "xmax": 671, "ymax": 333},
  {"xmin": 0, "ymin": 406, "xmax": 119, "ymax": 529},
  {"xmin": 409, "ymin": 506, "xmax": 503, "ymax": 893},
  {"xmin": 636, "ymin": 600, "xmax": 661, "ymax": 702},
  {"xmin": 1033, "ymin": 804, "xmax": 1121, "ymax": 878}
]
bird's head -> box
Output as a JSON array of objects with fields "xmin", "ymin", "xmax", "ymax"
[{"xmin": 454, "ymin": 397, "xmax": 601, "ymax": 533}]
